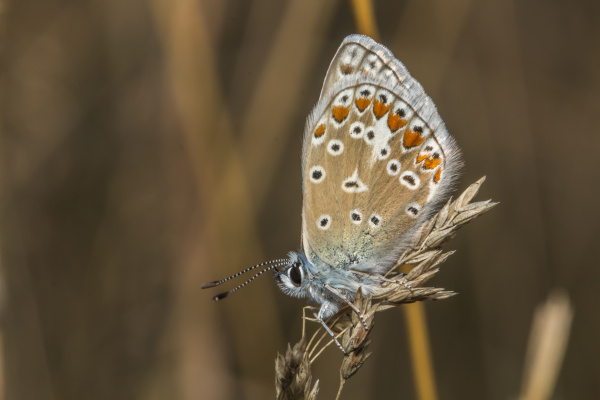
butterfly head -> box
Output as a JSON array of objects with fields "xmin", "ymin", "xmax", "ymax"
[{"xmin": 274, "ymin": 251, "xmax": 314, "ymax": 299}]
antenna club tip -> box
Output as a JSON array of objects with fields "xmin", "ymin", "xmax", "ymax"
[
  {"xmin": 202, "ymin": 281, "xmax": 220, "ymax": 289},
  {"xmin": 213, "ymin": 292, "xmax": 229, "ymax": 301}
]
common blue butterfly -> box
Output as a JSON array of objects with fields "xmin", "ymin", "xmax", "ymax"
[{"xmin": 203, "ymin": 35, "xmax": 461, "ymax": 348}]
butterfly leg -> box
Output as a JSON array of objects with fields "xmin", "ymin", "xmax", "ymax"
[
  {"xmin": 324, "ymin": 283, "xmax": 369, "ymax": 332},
  {"xmin": 302, "ymin": 305, "xmax": 319, "ymax": 338},
  {"xmin": 314, "ymin": 304, "xmax": 346, "ymax": 354},
  {"xmin": 396, "ymin": 273, "xmax": 415, "ymax": 292}
]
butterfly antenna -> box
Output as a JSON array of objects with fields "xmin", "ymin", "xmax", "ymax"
[
  {"xmin": 212, "ymin": 261, "xmax": 288, "ymax": 301},
  {"xmin": 201, "ymin": 258, "xmax": 288, "ymax": 289}
]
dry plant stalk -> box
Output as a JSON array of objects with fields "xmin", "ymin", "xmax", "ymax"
[
  {"xmin": 518, "ymin": 290, "xmax": 573, "ymax": 400},
  {"xmin": 275, "ymin": 177, "xmax": 497, "ymax": 399},
  {"xmin": 275, "ymin": 339, "xmax": 320, "ymax": 400}
]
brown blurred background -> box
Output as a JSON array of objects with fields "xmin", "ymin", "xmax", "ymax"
[{"xmin": 1, "ymin": 0, "xmax": 599, "ymax": 399}]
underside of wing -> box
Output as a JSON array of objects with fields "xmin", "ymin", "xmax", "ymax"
[
  {"xmin": 320, "ymin": 34, "xmax": 412, "ymax": 100},
  {"xmin": 302, "ymin": 73, "xmax": 461, "ymax": 274}
]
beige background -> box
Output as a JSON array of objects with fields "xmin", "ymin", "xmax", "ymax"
[{"xmin": 1, "ymin": 0, "xmax": 599, "ymax": 399}]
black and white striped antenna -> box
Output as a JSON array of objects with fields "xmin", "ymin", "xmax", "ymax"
[{"xmin": 202, "ymin": 259, "xmax": 289, "ymax": 300}]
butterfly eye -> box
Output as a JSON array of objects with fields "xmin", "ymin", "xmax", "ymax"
[{"xmin": 288, "ymin": 264, "xmax": 303, "ymax": 287}]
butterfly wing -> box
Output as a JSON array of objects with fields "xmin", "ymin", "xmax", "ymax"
[
  {"xmin": 302, "ymin": 35, "xmax": 461, "ymax": 274},
  {"xmin": 320, "ymin": 35, "xmax": 411, "ymax": 100}
]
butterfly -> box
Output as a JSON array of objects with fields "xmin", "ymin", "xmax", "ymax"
[{"xmin": 203, "ymin": 34, "xmax": 461, "ymax": 349}]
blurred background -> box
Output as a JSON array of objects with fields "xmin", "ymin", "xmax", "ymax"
[{"xmin": 1, "ymin": 0, "xmax": 599, "ymax": 399}]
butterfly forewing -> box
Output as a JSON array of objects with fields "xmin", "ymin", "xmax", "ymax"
[
  {"xmin": 320, "ymin": 35, "xmax": 409, "ymax": 99},
  {"xmin": 302, "ymin": 36, "xmax": 461, "ymax": 274}
]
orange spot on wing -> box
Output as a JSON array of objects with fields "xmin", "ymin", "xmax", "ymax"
[
  {"xmin": 355, "ymin": 98, "xmax": 371, "ymax": 112},
  {"xmin": 332, "ymin": 106, "xmax": 350, "ymax": 123},
  {"xmin": 403, "ymin": 129, "xmax": 425, "ymax": 148},
  {"xmin": 373, "ymin": 100, "xmax": 391, "ymax": 119},
  {"xmin": 434, "ymin": 168, "xmax": 442, "ymax": 183},
  {"xmin": 340, "ymin": 64, "xmax": 354, "ymax": 75},
  {"xmin": 423, "ymin": 156, "xmax": 442, "ymax": 170},
  {"xmin": 416, "ymin": 154, "xmax": 429, "ymax": 163},
  {"xmin": 387, "ymin": 112, "xmax": 407, "ymax": 132},
  {"xmin": 314, "ymin": 124, "xmax": 326, "ymax": 138}
]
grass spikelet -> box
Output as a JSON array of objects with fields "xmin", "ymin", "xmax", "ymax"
[{"xmin": 276, "ymin": 177, "xmax": 497, "ymax": 398}]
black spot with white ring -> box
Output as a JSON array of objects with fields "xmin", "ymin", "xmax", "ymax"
[
  {"xmin": 400, "ymin": 171, "xmax": 420, "ymax": 190},
  {"xmin": 350, "ymin": 209, "xmax": 363, "ymax": 225},
  {"xmin": 327, "ymin": 139, "xmax": 344, "ymax": 156},
  {"xmin": 387, "ymin": 159, "xmax": 401, "ymax": 176},
  {"xmin": 349, "ymin": 121, "xmax": 365, "ymax": 139},
  {"xmin": 378, "ymin": 144, "xmax": 391, "ymax": 160},
  {"xmin": 406, "ymin": 203, "xmax": 421, "ymax": 218},
  {"xmin": 369, "ymin": 214, "xmax": 382, "ymax": 228},
  {"xmin": 317, "ymin": 215, "xmax": 332, "ymax": 230},
  {"xmin": 309, "ymin": 165, "xmax": 326, "ymax": 183},
  {"xmin": 364, "ymin": 128, "xmax": 376, "ymax": 144}
]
